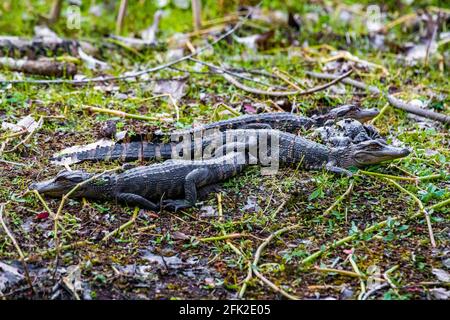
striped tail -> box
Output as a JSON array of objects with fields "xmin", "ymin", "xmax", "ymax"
[{"xmin": 51, "ymin": 140, "xmax": 182, "ymax": 165}]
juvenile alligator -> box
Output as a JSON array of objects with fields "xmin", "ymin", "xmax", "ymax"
[
  {"xmin": 154, "ymin": 104, "xmax": 379, "ymax": 138},
  {"xmin": 52, "ymin": 106, "xmax": 380, "ymax": 165},
  {"xmin": 30, "ymin": 152, "xmax": 246, "ymax": 211},
  {"xmin": 51, "ymin": 129, "xmax": 409, "ymax": 176},
  {"xmin": 313, "ymin": 118, "xmax": 383, "ymax": 147}
]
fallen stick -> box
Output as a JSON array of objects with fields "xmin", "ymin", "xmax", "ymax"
[
  {"xmin": 0, "ymin": 57, "xmax": 76, "ymax": 77},
  {"xmin": 222, "ymin": 69, "xmax": 353, "ymax": 97},
  {"xmin": 0, "ymin": 4, "xmax": 260, "ymax": 85},
  {"xmin": 305, "ymin": 71, "xmax": 450, "ymax": 125},
  {"xmin": 81, "ymin": 105, "xmax": 173, "ymax": 122},
  {"xmin": 0, "ymin": 204, "xmax": 35, "ymax": 294}
]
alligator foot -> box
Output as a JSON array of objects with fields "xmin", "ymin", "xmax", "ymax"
[{"xmin": 161, "ymin": 199, "xmax": 193, "ymax": 212}]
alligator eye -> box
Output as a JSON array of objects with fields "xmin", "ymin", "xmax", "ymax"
[
  {"xmin": 366, "ymin": 143, "xmax": 382, "ymax": 151},
  {"xmin": 69, "ymin": 176, "xmax": 84, "ymax": 183}
]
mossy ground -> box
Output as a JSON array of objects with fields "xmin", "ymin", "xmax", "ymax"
[{"xmin": 0, "ymin": 1, "xmax": 449, "ymax": 299}]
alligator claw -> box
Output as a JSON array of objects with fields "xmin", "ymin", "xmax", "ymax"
[{"xmin": 161, "ymin": 200, "xmax": 191, "ymax": 212}]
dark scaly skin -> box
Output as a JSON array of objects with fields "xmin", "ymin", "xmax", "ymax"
[
  {"xmin": 30, "ymin": 153, "xmax": 246, "ymax": 211},
  {"xmin": 314, "ymin": 119, "xmax": 383, "ymax": 147},
  {"xmin": 51, "ymin": 129, "xmax": 410, "ymax": 176},
  {"xmin": 0, "ymin": 37, "xmax": 80, "ymax": 59},
  {"xmin": 153, "ymin": 105, "xmax": 379, "ymax": 138}
]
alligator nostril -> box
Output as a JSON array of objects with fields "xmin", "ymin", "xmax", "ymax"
[
  {"xmin": 402, "ymin": 148, "xmax": 411, "ymax": 155},
  {"xmin": 29, "ymin": 183, "xmax": 37, "ymax": 190}
]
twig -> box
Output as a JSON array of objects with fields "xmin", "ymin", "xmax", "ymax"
[
  {"xmin": 305, "ymin": 71, "xmax": 450, "ymax": 124},
  {"xmin": 4, "ymin": 116, "xmax": 44, "ymax": 153},
  {"xmin": 348, "ymin": 253, "xmax": 366, "ymax": 300},
  {"xmin": 189, "ymin": 58, "xmax": 285, "ymax": 89},
  {"xmin": 1, "ymin": 4, "xmax": 260, "ymax": 85},
  {"xmin": 240, "ymin": 224, "xmax": 302, "ymax": 300},
  {"xmin": 192, "ymin": 0, "xmax": 202, "ymax": 31},
  {"xmin": 359, "ymin": 170, "xmax": 443, "ymax": 182},
  {"xmin": 387, "ymin": 95, "xmax": 450, "ymax": 124},
  {"xmin": 101, "ymin": 207, "xmax": 140, "ymax": 242},
  {"xmin": 81, "ymin": 105, "xmax": 172, "ymax": 122},
  {"xmin": 301, "ymin": 197, "xmax": 442, "ymax": 266},
  {"xmin": 428, "ymin": 198, "xmax": 450, "ymax": 211},
  {"xmin": 52, "ymin": 168, "xmax": 120, "ymax": 274},
  {"xmin": 323, "ymin": 181, "xmax": 354, "ymax": 216},
  {"xmin": 198, "ymin": 233, "xmax": 244, "ymax": 242},
  {"xmin": 384, "ymin": 178, "xmax": 436, "ymax": 248},
  {"xmin": 216, "ymin": 193, "xmax": 243, "ymax": 256},
  {"xmin": 315, "ymin": 266, "xmax": 367, "ymax": 279},
  {"xmin": 116, "ymin": 0, "xmax": 128, "ymax": 35},
  {"xmin": 221, "ymin": 69, "xmax": 353, "ymax": 96},
  {"xmin": 252, "ymin": 266, "xmax": 299, "ymax": 300},
  {"xmin": 0, "ymin": 204, "xmax": 35, "ymax": 294},
  {"xmin": 47, "ymin": 0, "xmax": 63, "ymax": 24}
]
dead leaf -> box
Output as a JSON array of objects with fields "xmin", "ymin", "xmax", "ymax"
[
  {"xmin": 432, "ymin": 268, "xmax": 450, "ymax": 282},
  {"xmin": 1, "ymin": 115, "xmax": 41, "ymax": 133},
  {"xmin": 0, "ymin": 261, "xmax": 24, "ymax": 292},
  {"xmin": 430, "ymin": 288, "xmax": 450, "ymax": 300}
]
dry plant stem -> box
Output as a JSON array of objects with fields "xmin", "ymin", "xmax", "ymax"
[
  {"xmin": 189, "ymin": 58, "xmax": 284, "ymax": 89},
  {"xmin": 216, "ymin": 193, "xmax": 243, "ymax": 256},
  {"xmin": 301, "ymin": 198, "xmax": 441, "ymax": 265},
  {"xmin": 52, "ymin": 168, "xmax": 120, "ymax": 271},
  {"xmin": 82, "ymin": 106, "xmax": 171, "ymax": 122},
  {"xmin": 0, "ymin": 204, "xmax": 35, "ymax": 294},
  {"xmin": 323, "ymin": 181, "xmax": 354, "ymax": 216},
  {"xmin": 242, "ymin": 224, "xmax": 302, "ymax": 300},
  {"xmin": 222, "ymin": 69, "xmax": 353, "ymax": 96},
  {"xmin": 305, "ymin": 71, "xmax": 450, "ymax": 124},
  {"xmin": 385, "ymin": 178, "xmax": 436, "ymax": 248},
  {"xmin": 348, "ymin": 254, "xmax": 366, "ymax": 300},
  {"xmin": 101, "ymin": 207, "xmax": 140, "ymax": 242},
  {"xmin": 387, "ymin": 95, "xmax": 450, "ymax": 124},
  {"xmin": 272, "ymin": 68, "xmax": 302, "ymax": 90},
  {"xmin": 0, "ymin": 57, "xmax": 77, "ymax": 77},
  {"xmin": 198, "ymin": 233, "xmax": 244, "ymax": 242},
  {"xmin": 25, "ymin": 240, "xmax": 91, "ymax": 262},
  {"xmin": 116, "ymin": 0, "xmax": 128, "ymax": 34},
  {"xmin": 192, "ymin": 0, "xmax": 202, "ymax": 31},
  {"xmin": 2, "ymin": 4, "xmax": 260, "ymax": 85},
  {"xmin": 252, "ymin": 267, "xmax": 299, "ymax": 300},
  {"xmin": 48, "ymin": 0, "xmax": 63, "ymax": 24},
  {"xmin": 4, "ymin": 117, "xmax": 44, "ymax": 153},
  {"xmin": 359, "ymin": 170, "xmax": 443, "ymax": 182},
  {"xmin": 428, "ymin": 198, "xmax": 450, "ymax": 211}
]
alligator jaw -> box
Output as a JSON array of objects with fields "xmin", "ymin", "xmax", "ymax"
[
  {"xmin": 353, "ymin": 143, "xmax": 411, "ymax": 166},
  {"xmin": 29, "ymin": 178, "xmax": 66, "ymax": 197}
]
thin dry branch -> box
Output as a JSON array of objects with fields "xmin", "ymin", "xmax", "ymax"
[
  {"xmin": 0, "ymin": 204, "xmax": 35, "ymax": 294},
  {"xmin": 1, "ymin": 4, "xmax": 260, "ymax": 85},
  {"xmin": 0, "ymin": 57, "xmax": 76, "ymax": 77},
  {"xmin": 305, "ymin": 71, "xmax": 450, "ymax": 124},
  {"xmin": 221, "ymin": 69, "xmax": 353, "ymax": 96}
]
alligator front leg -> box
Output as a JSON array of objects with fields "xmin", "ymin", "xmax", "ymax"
[
  {"xmin": 162, "ymin": 168, "xmax": 212, "ymax": 211},
  {"xmin": 116, "ymin": 193, "xmax": 159, "ymax": 210},
  {"xmin": 325, "ymin": 162, "xmax": 353, "ymax": 177}
]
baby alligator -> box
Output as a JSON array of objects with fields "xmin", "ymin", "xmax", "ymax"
[
  {"xmin": 30, "ymin": 152, "xmax": 246, "ymax": 211},
  {"xmin": 154, "ymin": 104, "xmax": 379, "ymax": 138},
  {"xmin": 52, "ymin": 129, "xmax": 410, "ymax": 176}
]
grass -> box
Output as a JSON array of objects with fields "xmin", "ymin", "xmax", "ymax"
[{"xmin": 0, "ymin": 0, "xmax": 449, "ymax": 300}]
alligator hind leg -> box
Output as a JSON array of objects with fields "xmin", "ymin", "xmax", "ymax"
[
  {"xmin": 162, "ymin": 168, "xmax": 212, "ymax": 211},
  {"xmin": 116, "ymin": 193, "xmax": 159, "ymax": 211}
]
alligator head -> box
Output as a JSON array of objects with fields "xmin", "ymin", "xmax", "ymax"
[
  {"xmin": 29, "ymin": 170, "xmax": 108, "ymax": 198},
  {"xmin": 327, "ymin": 105, "xmax": 379, "ymax": 123},
  {"xmin": 331, "ymin": 139, "xmax": 410, "ymax": 168}
]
